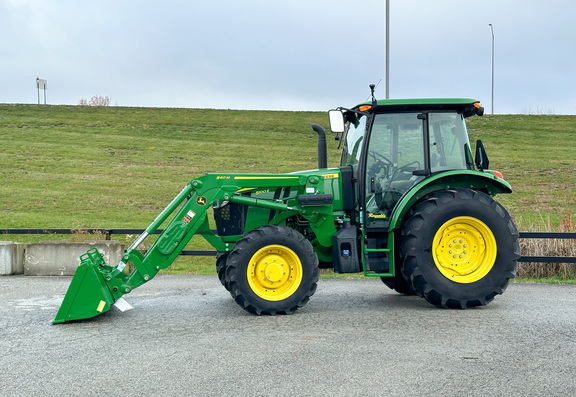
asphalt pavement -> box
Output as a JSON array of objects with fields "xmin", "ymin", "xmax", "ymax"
[{"xmin": 1, "ymin": 275, "xmax": 575, "ymax": 397}]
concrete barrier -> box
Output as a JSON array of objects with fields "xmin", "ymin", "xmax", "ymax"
[
  {"xmin": 0, "ymin": 241, "xmax": 25, "ymax": 275},
  {"xmin": 24, "ymin": 240, "xmax": 124, "ymax": 276}
]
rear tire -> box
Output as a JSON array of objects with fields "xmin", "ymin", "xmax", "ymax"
[
  {"xmin": 381, "ymin": 232, "xmax": 415, "ymax": 295},
  {"xmin": 381, "ymin": 274, "xmax": 415, "ymax": 295},
  {"xmin": 380, "ymin": 250, "xmax": 415, "ymax": 295},
  {"xmin": 226, "ymin": 225, "xmax": 319, "ymax": 315},
  {"xmin": 401, "ymin": 188, "xmax": 520, "ymax": 308}
]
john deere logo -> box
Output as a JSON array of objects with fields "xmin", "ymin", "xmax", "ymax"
[{"xmin": 196, "ymin": 196, "xmax": 207, "ymax": 206}]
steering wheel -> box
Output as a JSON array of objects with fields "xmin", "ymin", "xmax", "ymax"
[
  {"xmin": 368, "ymin": 151, "xmax": 394, "ymax": 167},
  {"xmin": 397, "ymin": 160, "xmax": 421, "ymax": 173}
]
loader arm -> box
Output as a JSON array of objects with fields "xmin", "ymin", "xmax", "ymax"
[{"xmin": 54, "ymin": 172, "xmax": 339, "ymax": 323}]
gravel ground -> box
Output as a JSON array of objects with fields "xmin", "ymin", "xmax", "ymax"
[{"xmin": 1, "ymin": 275, "xmax": 575, "ymax": 397}]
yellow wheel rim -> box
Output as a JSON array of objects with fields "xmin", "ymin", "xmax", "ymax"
[
  {"xmin": 432, "ymin": 216, "xmax": 497, "ymax": 284},
  {"xmin": 247, "ymin": 245, "xmax": 303, "ymax": 301}
]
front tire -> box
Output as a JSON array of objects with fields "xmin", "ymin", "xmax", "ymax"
[
  {"xmin": 216, "ymin": 253, "xmax": 229, "ymax": 290},
  {"xmin": 226, "ymin": 225, "xmax": 319, "ymax": 315},
  {"xmin": 401, "ymin": 188, "xmax": 520, "ymax": 308}
]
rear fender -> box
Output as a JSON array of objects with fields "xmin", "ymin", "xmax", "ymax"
[{"xmin": 389, "ymin": 170, "xmax": 512, "ymax": 231}]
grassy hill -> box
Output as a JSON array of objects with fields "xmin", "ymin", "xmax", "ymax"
[
  {"xmin": 1, "ymin": 105, "xmax": 338, "ymax": 228},
  {"xmin": 1, "ymin": 104, "xmax": 575, "ymax": 277}
]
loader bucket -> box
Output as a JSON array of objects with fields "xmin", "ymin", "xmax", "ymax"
[{"xmin": 53, "ymin": 248, "xmax": 115, "ymax": 324}]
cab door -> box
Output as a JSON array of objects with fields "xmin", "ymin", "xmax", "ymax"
[{"xmin": 362, "ymin": 112, "xmax": 426, "ymax": 230}]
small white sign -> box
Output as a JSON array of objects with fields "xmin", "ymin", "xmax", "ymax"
[{"xmin": 36, "ymin": 78, "xmax": 47, "ymax": 90}]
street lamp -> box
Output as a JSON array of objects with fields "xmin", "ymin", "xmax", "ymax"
[
  {"xmin": 385, "ymin": 0, "xmax": 390, "ymax": 99},
  {"xmin": 489, "ymin": 24, "xmax": 494, "ymax": 114}
]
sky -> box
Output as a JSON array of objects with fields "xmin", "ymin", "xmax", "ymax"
[{"xmin": 1, "ymin": 0, "xmax": 575, "ymax": 114}]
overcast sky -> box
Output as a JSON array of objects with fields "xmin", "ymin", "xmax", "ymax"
[{"xmin": 1, "ymin": 0, "xmax": 575, "ymax": 114}]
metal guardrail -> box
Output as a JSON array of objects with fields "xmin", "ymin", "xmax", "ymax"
[
  {"xmin": 0, "ymin": 228, "xmax": 218, "ymax": 257},
  {"xmin": 516, "ymin": 232, "xmax": 576, "ymax": 264},
  {"xmin": 1, "ymin": 229, "xmax": 576, "ymax": 263}
]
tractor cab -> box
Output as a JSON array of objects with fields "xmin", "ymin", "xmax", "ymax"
[{"xmin": 330, "ymin": 98, "xmax": 484, "ymax": 230}]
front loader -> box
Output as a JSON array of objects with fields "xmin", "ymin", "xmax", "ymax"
[{"xmin": 54, "ymin": 87, "xmax": 520, "ymax": 323}]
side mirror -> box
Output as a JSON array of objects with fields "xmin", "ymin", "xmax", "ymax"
[
  {"xmin": 475, "ymin": 140, "xmax": 489, "ymax": 171},
  {"xmin": 328, "ymin": 109, "xmax": 345, "ymax": 133}
]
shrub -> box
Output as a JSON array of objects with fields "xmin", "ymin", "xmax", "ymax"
[{"xmin": 78, "ymin": 95, "xmax": 111, "ymax": 107}]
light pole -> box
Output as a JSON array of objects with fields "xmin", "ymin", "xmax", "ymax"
[
  {"xmin": 385, "ymin": 0, "xmax": 390, "ymax": 99},
  {"xmin": 489, "ymin": 24, "xmax": 494, "ymax": 114}
]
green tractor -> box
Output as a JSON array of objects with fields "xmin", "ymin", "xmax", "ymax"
[{"xmin": 54, "ymin": 88, "xmax": 520, "ymax": 323}]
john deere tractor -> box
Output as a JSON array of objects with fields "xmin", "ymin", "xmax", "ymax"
[{"xmin": 54, "ymin": 87, "xmax": 520, "ymax": 323}]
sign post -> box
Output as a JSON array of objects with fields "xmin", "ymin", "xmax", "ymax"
[{"xmin": 36, "ymin": 77, "xmax": 47, "ymax": 104}]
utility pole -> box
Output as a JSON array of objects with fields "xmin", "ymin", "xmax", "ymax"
[
  {"xmin": 385, "ymin": 0, "xmax": 390, "ymax": 99},
  {"xmin": 489, "ymin": 24, "xmax": 494, "ymax": 114}
]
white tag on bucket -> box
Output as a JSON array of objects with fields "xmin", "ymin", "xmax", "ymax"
[{"xmin": 113, "ymin": 297, "xmax": 134, "ymax": 312}]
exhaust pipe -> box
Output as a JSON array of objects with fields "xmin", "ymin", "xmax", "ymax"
[{"xmin": 311, "ymin": 123, "xmax": 327, "ymax": 169}]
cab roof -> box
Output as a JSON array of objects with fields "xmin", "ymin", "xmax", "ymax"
[{"xmin": 356, "ymin": 98, "xmax": 482, "ymax": 116}]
